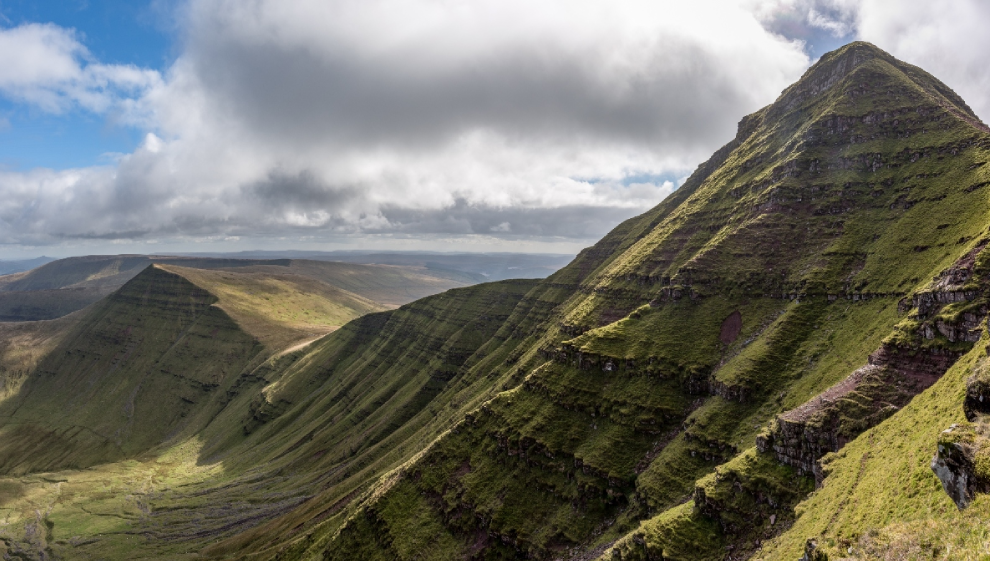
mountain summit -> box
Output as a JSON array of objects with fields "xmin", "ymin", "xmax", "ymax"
[{"xmin": 2, "ymin": 42, "xmax": 990, "ymax": 561}]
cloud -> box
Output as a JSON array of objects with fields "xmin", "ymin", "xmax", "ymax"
[
  {"xmin": 377, "ymin": 199, "xmax": 664, "ymax": 238},
  {"xmin": 11, "ymin": 0, "xmax": 990, "ymax": 256},
  {"xmin": 183, "ymin": 1, "xmax": 808, "ymax": 153},
  {"xmin": 0, "ymin": 1, "xmax": 819, "ymax": 253},
  {"xmin": 747, "ymin": 0, "xmax": 857, "ymax": 58},
  {"xmin": 0, "ymin": 23, "xmax": 162, "ymax": 118}
]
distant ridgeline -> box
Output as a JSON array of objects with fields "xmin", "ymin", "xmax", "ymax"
[
  {"xmin": 0, "ymin": 255, "xmax": 292, "ymax": 321},
  {"xmin": 0, "ymin": 254, "xmax": 486, "ymax": 321},
  {"xmin": 2, "ymin": 42, "xmax": 990, "ymax": 560}
]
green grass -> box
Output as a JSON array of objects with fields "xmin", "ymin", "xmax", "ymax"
[
  {"xmin": 160, "ymin": 264, "xmax": 389, "ymax": 352},
  {"xmin": 756, "ymin": 336, "xmax": 989, "ymax": 559},
  {"xmin": 0, "ymin": 265, "xmax": 266, "ymax": 475},
  {"xmin": 0, "ymin": 313, "xmax": 81, "ymax": 405},
  {"xmin": 196, "ymin": 42, "xmax": 990, "ymax": 560}
]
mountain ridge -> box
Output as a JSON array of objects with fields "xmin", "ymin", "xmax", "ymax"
[
  {"xmin": 291, "ymin": 40, "xmax": 990, "ymax": 559},
  {"xmin": 0, "ymin": 254, "xmax": 478, "ymax": 321}
]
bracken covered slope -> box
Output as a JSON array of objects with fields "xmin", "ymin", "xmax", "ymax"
[{"xmin": 2, "ymin": 41, "xmax": 990, "ymax": 560}]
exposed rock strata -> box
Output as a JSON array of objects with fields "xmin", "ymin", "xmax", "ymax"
[
  {"xmin": 760, "ymin": 242, "xmax": 990, "ymax": 482},
  {"xmin": 759, "ymin": 343, "xmax": 967, "ymax": 481}
]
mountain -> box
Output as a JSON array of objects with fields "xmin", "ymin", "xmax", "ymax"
[
  {"xmin": 1, "ymin": 42, "xmax": 990, "ymax": 560},
  {"xmin": 0, "ymin": 255, "xmax": 476, "ymax": 321},
  {"xmin": 0, "ymin": 265, "xmax": 266, "ymax": 475}
]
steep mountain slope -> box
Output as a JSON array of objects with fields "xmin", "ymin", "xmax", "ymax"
[
  {"xmin": 238, "ymin": 42, "xmax": 990, "ymax": 559},
  {"xmin": 0, "ymin": 265, "xmax": 266, "ymax": 475},
  {"xmin": 0, "ymin": 272, "xmax": 543, "ymax": 559},
  {"xmin": 0, "ymin": 314, "xmax": 81, "ymax": 405},
  {"xmin": 157, "ymin": 264, "xmax": 389, "ymax": 350},
  {"xmin": 2, "ymin": 41, "xmax": 990, "ymax": 560}
]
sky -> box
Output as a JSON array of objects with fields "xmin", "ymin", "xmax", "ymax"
[{"xmin": 0, "ymin": 0, "xmax": 989, "ymax": 259}]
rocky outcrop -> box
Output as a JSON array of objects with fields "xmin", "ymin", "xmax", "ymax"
[
  {"xmin": 930, "ymin": 423, "xmax": 990, "ymax": 509},
  {"xmin": 760, "ymin": 240, "xmax": 990, "ymax": 483},
  {"xmin": 965, "ymin": 365, "xmax": 990, "ymax": 421},
  {"xmin": 759, "ymin": 343, "xmax": 965, "ymax": 483},
  {"xmin": 912, "ymin": 241, "xmax": 989, "ymax": 343},
  {"xmin": 933, "ymin": 354, "xmax": 990, "ymax": 509},
  {"xmin": 758, "ymin": 364, "xmax": 880, "ymax": 481}
]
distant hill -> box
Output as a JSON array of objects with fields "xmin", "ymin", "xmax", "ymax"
[
  {"xmin": 0, "ymin": 265, "xmax": 267, "ymax": 474},
  {"xmin": 177, "ymin": 250, "xmax": 576, "ymax": 281},
  {"xmin": 0, "ymin": 254, "xmax": 475, "ymax": 321},
  {"xmin": 0, "ymin": 256, "xmax": 55, "ymax": 276},
  {"xmin": 159, "ymin": 264, "xmax": 389, "ymax": 351}
]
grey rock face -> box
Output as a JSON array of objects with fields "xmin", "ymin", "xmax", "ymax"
[
  {"xmin": 965, "ymin": 367, "xmax": 990, "ymax": 421},
  {"xmin": 930, "ymin": 424, "xmax": 990, "ymax": 509}
]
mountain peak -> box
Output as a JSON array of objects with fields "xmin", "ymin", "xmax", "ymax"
[
  {"xmin": 770, "ymin": 41, "xmax": 986, "ymax": 131},
  {"xmin": 819, "ymin": 40, "xmax": 889, "ymax": 65}
]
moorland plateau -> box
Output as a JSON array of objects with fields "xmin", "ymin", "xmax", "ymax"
[{"xmin": 2, "ymin": 42, "xmax": 990, "ymax": 560}]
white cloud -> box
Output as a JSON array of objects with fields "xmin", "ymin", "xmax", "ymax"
[
  {"xmin": 807, "ymin": 6, "xmax": 854, "ymax": 37},
  {"xmin": 14, "ymin": 0, "xmax": 990, "ymax": 256},
  {"xmin": 0, "ymin": 23, "xmax": 162, "ymax": 118},
  {"xmin": 0, "ymin": 0, "xmax": 820, "ymax": 253}
]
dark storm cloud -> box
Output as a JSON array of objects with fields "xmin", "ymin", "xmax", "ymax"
[
  {"xmin": 378, "ymin": 199, "xmax": 642, "ymax": 239},
  {"xmin": 191, "ymin": 35, "xmax": 751, "ymax": 153},
  {"xmin": 245, "ymin": 169, "xmax": 359, "ymax": 211}
]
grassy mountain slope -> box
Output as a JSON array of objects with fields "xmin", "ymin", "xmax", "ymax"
[
  {"xmin": 241, "ymin": 259, "xmax": 478, "ymax": 307},
  {"xmin": 158, "ymin": 264, "xmax": 389, "ymax": 351},
  {"xmin": 0, "ymin": 265, "xmax": 266, "ymax": 475},
  {"xmin": 0, "ymin": 314, "xmax": 81, "ymax": 405},
  {"xmin": 591, "ymin": 43, "xmax": 990, "ymax": 560},
  {"xmin": 753, "ymin": 335, "xmax": 988, "ymax": 559},
  {"xmin": 0, "ymin": 275, "xmax": 543, "ymax": 559},
  {"xmin": 3, "ymin": 41, "xmax": 990, "ymax": 560}
]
